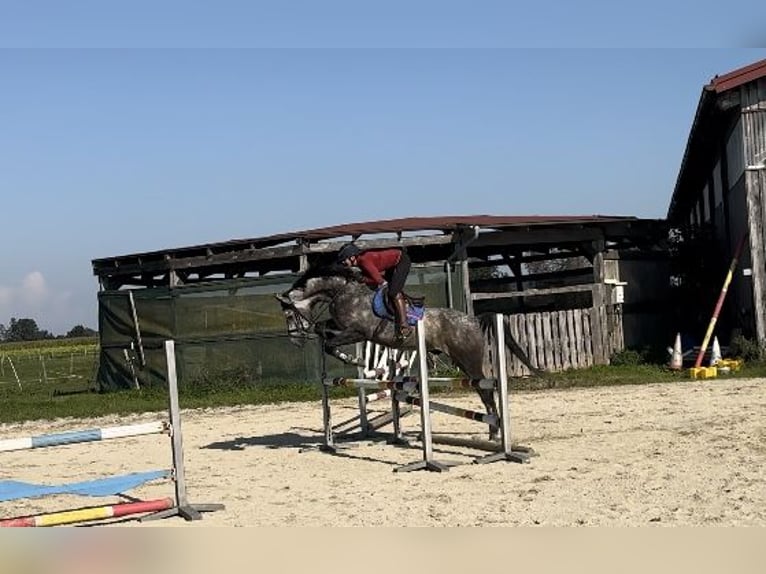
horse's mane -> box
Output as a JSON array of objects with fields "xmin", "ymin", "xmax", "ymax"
[{"xmin": 291, "ymin": 263, "xmax": 360, "ymax": 289}]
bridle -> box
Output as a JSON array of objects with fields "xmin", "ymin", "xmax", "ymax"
[
  {"xmin": 277, "ymin": 290, "xmax": 331, "ymax": 340},
  {"xmin": 277, "ymin": 271, "xmax": 356, "ymax": 340}
]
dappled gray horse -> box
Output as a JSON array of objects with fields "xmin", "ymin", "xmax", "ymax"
[{"xmin": 275, "ymin": 265, "xmax": 536, "ymax": 440}]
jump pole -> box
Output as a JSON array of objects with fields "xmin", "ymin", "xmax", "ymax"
[
  {"xmin": 355, "ymin": 342, "xmax": 370, "ymax": 436},
  {"xmin": 394, "ymin": 393, "xmax": 499, "ymax": 427},
  {"xmin": 387, "ymin": 347, "xmax": 409, "ymax": 447},
  {"xmin": 393, "ymin": 320, "xmax": 449, "ymax": 473},
  {"xmin": 1, "ymin": 498, "xmax": 174, "ymax": 528},
  {"xmin": 316, "ymin": 343, "xmax": 413, "ymax": 450},
  {"xmin": 140, "ymin": 340, "xmax": 225, "ymax": 521},
  {"xmin": 0, "ymin": 421, "xmax": 168, "ymax": 453},
  {"xmin": 397, "ymin": 313, "xmax": 531, "ymax": 466},
  {"xmin": 475, "ymin": 314, "xmax": 530, "ymax": 464}
]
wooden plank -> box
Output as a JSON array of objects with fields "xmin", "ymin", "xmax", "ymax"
[
  {"xmin": 517, "ymin": 314, "xmax": 530, "ymax": 376},
  {"xmin": 468, "ymin": 248, "xmax": 584, "ymax": 268},
  {"xmin": 582, "ymin": 309, "xmax": 594, "ymax": 367},
  {"xmin": 564, "ymin": 309, "xmax": 575, "ymax": 368},
  {"xmin": 507, "ymin": 314, "xmax": 521, "ymax": 377},
  {"xmin": 470, "ymin": 227, "xmax": 603, "ymax": 248},
  {"xmin": 461, "ymin": 258, "xmax": 474, "ymax": 316},
  {"xmin": 602, "ymin": 307, "xmax": 608, "ymax": 361},
  {"xmin": 526, "ymin": 313, "xmax": 539, "ymax": 370},
  {"xmin": 542, "ymin": 312, "xmax": 554, "ymax": 371},
  {"xmin": 572, "ymin": 309, "xmax": 583, "ymax": 369},
  {"xmin": 558, "ymin": 311, "xmax": 570, "ymax": 370},
  {"xmin": 471, "ymin": 267, "xmax": 592, "ymax": 291},
  {"xmin": 590, "ymin": 242, "xmax": 606, "ymax": 364},
  {"xmin": 608, "ymin": 305, "xmax": 624, "ymax": 357},
  {"xmin": 747, "ymin": 169, "xmax": 766, "ymax": 343},
  {"xmin": 534, "ymin": 313, "xmax": 546, "ymax": 369},
  {"xmin": 550, "ymin": 311, "xmax": 561, "ymax": 371},
  {"xmin": 472, "ymin": 284, "xmax": 593, "ymax": 301}
]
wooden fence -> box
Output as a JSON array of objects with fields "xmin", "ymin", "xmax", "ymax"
[{"xmin": 491, "ymin": 306, "xmax": 623, "ymax": 376}]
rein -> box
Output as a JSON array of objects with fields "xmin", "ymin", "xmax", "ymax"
[{"xmin": 286, "ymin": 292, "xmax": 333, "ymax": 337}]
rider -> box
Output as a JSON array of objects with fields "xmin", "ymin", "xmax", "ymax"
[{"xmin": 336, "ymin": 242, "xmax": 412, "ymax": 341}]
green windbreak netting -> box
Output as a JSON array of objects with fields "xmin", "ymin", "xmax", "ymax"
[{"xmin": 96, "ymin": 266, "xmax": 453, "ymax": 391}]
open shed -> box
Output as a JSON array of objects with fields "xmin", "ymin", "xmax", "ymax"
[{"xmin": 92, "ymin": 214, "xmax": 666, "ymax": 390}]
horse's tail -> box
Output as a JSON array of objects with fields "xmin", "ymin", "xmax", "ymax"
[{"xmin": 478, "ymin": 313, "xmax": 542, "ymax": 377}]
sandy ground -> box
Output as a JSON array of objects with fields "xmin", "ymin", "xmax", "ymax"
[{"xmin": 1, "ymin": 378, "xmax": 765, "ymax": 527}]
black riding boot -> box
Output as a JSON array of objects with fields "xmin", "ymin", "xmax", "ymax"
[{"xmin": 391, "ymin": 293, "xmax": 412, "ymax": 342}]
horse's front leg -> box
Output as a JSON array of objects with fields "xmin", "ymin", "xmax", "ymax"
[{"xmin": 314, "ymin": 321, "xmax": 365, "ymax": 367}]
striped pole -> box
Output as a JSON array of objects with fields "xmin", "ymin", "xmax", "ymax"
[
  {"xmin": 414, "ymin": 377, "xmax": 497, "ymax": 390},
  {"xmin": 0, "ymin": 421, "xmax": 168, "ymax": 453},
  {"xmin": 395, "ymin": 392, "xmax": 499, "ymax": 427},
  {"xmin": 694, "ymin": 233, "xmax": 748, "ymax": 369},
  {"xmin": 330, "ymin": 376, "xmax": 496, "ymax": 391},
  {"xmin": 0, "ymin": 498, "xmax": 174, "ymax": 527},
  {"xmin": 365, "ymin": 389, "xmax": 392, "ymax": 404},
  {"xmin": 329, "ymin": 378, "xmax": 419, "ymax": 394}
]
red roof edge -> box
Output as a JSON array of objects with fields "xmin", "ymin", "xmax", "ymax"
[{"xmin": 708, "ymin": 58, "xmax": 766, "ymax": 93}]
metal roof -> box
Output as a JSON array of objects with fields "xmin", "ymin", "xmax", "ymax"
[
  {"xmin": 91, "ymin": 213, "xmax": 670, "ymax": 289},
  {"xmin": 668, "ymin": 58, "xmax": 766, "ymax": 220},
  {"xmin": 93, "ymin": 214, "xmax": 639, "ymax": 265},
  {"xmin": 235, "ymin": 213, "xmax": 638, "ymax": 243}
]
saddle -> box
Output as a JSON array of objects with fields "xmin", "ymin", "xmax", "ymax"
[{"xmin": 372, "ymin": 286, "xmax": 425, "ymax": 326}]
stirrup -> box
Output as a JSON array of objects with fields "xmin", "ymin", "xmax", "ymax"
[{"xmin": 395, "ymin": 325, "xmax": 412, "ymax": 341}]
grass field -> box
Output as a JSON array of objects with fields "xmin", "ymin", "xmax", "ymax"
[{"xmin": 1, "ymin": 338, "xmax": 762, "ymax": 425}]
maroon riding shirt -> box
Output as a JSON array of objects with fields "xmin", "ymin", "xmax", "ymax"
[{"xmin": 355, "ymin": 249, "xmax": 402, "ymax": 287}]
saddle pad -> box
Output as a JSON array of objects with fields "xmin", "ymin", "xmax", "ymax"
[{"xmin": 372, "ymin": 287, "xmax": 425, "ymax": 326}]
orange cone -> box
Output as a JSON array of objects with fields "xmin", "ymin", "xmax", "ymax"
[{"xmin": 669, "ymin": 333, "xmax": 683, "ymax": 370}]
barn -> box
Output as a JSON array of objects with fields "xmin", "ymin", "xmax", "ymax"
[
  {"xmin": 667, "ymin": 58, "xmax": 766, "ymax": 348},
  {"xmin": 91, "ymin": 215, "xmax": 666, "ymax": 390}
]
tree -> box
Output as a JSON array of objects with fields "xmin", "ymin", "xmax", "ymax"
[
  {"xmin": 5, "ymin": 317, "xmax": 53, "ymax": 341},
  {"xmin": 66, "ymin": 325, "xmax": 97, "ymax": 338},
  {"xmin": 0, "ymin": 323, "xmax": 6, "ymax": 341}
]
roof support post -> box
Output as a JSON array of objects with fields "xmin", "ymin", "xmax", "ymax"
[
  {"xmin": 746, "ymin": 169, "xmax": 766, "ymax": 344},
  {"xmin": 449, "ymin": 226, "xmax": 479, "ymax": 315},
  {"xmin": 590, "ymin": 239, "xmax": 607, "ymax": 365}
]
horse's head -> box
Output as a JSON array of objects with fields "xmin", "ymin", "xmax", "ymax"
[
  {"xmin": 275, "ymin": 286, "xmax": 315, "ymax": 347},
  {"xmin": 275, "ymin": 265, "xmax": 357, "ymax": 347}
]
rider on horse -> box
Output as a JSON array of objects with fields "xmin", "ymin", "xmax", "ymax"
[{"xmin": 337, "ymin": 242, "xmax": 412, "ymax": 342}]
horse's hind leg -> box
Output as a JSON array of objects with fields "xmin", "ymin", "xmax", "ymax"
[
  {"xmin": 477, "ymin": 387, "xmax": 500, "ymax": 441},
  {"xmin": 448, "ymin": 351, "xmax": 499, "ymax": 440}
]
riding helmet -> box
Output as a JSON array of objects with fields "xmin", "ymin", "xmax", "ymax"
[{"xmin": 336, "ymin": 242, "xmax": 361, "ymax": 262}]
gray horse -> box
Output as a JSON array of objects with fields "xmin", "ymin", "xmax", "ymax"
[{"xmin": 276, "ymin": 265, "xmax": 538, "ymax": 440}]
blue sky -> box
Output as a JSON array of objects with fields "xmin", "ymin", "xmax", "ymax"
[{"xmin": 1, "ymin": 2, "xmax": 766, "ymax": 334}]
